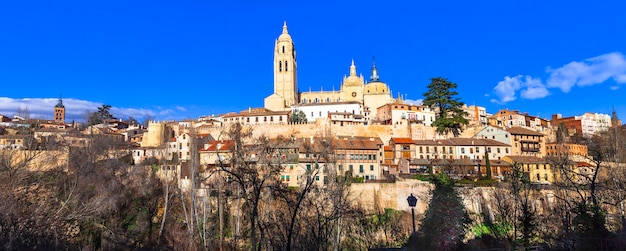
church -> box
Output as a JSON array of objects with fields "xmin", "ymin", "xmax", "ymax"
[{"xmin": 264, "ymin": 22, "xmax": 396, "ymax": 120}]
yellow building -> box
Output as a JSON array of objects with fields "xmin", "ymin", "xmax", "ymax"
[
  {"xmin": 502, "ymin": 156, "xmax": 554, "ymax": 183},
  {"xmin": 264, "ymin": 22, "xmax": 395, "ymax": 120}
]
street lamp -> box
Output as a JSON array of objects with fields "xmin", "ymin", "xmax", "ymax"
[{"xmin": 407, "ymin": 193, "xmax": 417, "ymax": 234}]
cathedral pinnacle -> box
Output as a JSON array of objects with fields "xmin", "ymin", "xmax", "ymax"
[
  {"xmin": 282, "ymin": 21, "xmax": 288, "ymax": 34},
  {"xmin": 350, "ymin": 59, "xmax": 357, "ymax": 76},
  {"xmin": 370, "ymin": 56, "xmax": 380, "ymax": 82}
]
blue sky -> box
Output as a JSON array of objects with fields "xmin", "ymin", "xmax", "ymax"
[{"xmin": 1, "ymin": 1, "xmax": 625, "ymax": 123}]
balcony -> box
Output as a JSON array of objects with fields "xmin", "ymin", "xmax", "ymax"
[{"xmin": 521, "ymin": 147, "xmax": 540, "ymax": 152}]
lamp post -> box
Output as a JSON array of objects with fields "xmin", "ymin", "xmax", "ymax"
[{"xmin": 407, "ymin": 193, "xmax": 417, "ymax": 234}]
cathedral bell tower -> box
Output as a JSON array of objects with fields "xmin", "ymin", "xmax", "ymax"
[
  {"xmin": 54, "ymin": 96, "xmax": 65, "ymax": 124},
  {"xmin": 273, "ymin": 21, "xmax": 298, "ymax": 109}
]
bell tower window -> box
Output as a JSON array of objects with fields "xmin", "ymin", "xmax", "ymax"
[
  {"xmin": 279, "ymin": 61, "xmax": 282, "ymax": 72},
  {"xmin": 285, "ymin": 61, "xmax": 288, "ymax": 71},
  {"xmin": 282, "ymin": 46, "xmax": 285, "ymax": 53}
]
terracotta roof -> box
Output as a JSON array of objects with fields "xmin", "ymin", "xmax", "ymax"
[
  {"xmin": 413, "ymin": 139, "xmax": 454, "ymax": 146},
  {"xmin": 506, "ymin": 126, "xmax": 544, "ymax": 136},
  {"xmin": 296, "ymin": 101, "xmax": 361, "ymax": 107},
  {"xmin": 391, "ymin": 137, "xmax": 415, "ymax": 144},
  {"xmin": 576, "ymin": 161, "xmax": 595, "ymax": 167},
  {"xmin": 447, "ymin": 138, "xmax": 510, "ymax": 147},
  {"xmin": 336, "ymin": 137, "xmax": 380, "ymax": 150},
  {"xmin": 222, "ymin": 108, "xmax": 291, "ymax": 118},
  {"xmin": 200, "ymin": 140, "xmax": 234, "ymax": 152}
]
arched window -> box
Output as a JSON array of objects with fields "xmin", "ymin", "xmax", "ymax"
[
  {"xmin": 326, "ymin": 98, "xmax": 330, "ymax": 102},
  {"xmin": 282, "ymin": 46, "xmax": 285, "ymax": 53},
  {"xmin": 285, "ymin": 61, "xmax": 288, "ymax": 71},
  {"xmin": 279, "ymin": 61, "xmax": 282, "ymax": 72},
  {"xmin": 302, "ymin": 98, "xmax": 307, "ymax": 103}
]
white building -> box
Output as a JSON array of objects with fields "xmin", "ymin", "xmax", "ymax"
[{"xmin": 292, "ymin": 101, "xmax": 363, "ymax": 122}]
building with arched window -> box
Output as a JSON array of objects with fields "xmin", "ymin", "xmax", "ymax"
[{"xmin": 264, "ymin": 22, "xmax": 396, "ymax": 121}]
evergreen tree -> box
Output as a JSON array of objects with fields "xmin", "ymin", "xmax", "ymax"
[
  {"xmin": 408, "ymin": 173, "xmax": 469, "ymax": 250},
  {"xmin": 423, "ymin": 77, "xmax": 469, "ymax": 137}
]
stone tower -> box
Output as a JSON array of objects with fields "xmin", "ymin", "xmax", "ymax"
[
  {"xmin": 265, "ymin": 21, "xmax": 298, "ymax": 111},
  {"xmin": 54, "ymin": 96, "xmax": 65, "ymax": 124}
]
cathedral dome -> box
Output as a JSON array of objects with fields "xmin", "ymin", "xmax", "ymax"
[{"xmin": 364, "ymin": 82, "xmax": 389, "ymax": 94}]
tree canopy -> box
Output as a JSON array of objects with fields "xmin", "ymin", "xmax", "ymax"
[
  {"xmin": 422, "ymin": 77, "xmax": 469, "ymax": 137},
  {"xmin": 290, "ymin": 110, "xmax": 308, "ymax": 123},
  {"xmin": 87, "ymin": 104, "xmax": 115, "ymax": 126}
]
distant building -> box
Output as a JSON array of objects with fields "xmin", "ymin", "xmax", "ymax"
[
  {"xmin": 377, "ymin": 102, "xmax": 435, "ymax": 126},
  {"xmin": 551, "ymin": 112, "xmax": 612, "ymax": 138},
  {"xmin": 477, "ymin": 125, "xmax": 546, "ymax": 157},
  {"xmin": 54, "ymin": 96, "xmax": 66, "ymax": 124}
]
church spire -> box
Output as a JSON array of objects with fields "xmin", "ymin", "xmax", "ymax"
[
  {"xmin": 55, "ymin": 95, "xmax": 65, "ymax": 108},
  {"xmin": 349, "ymin": 59, "xmax": 356, "ymax": 76},
  {"xmin": 370, "ymin": 56, "xmax": 380, "ymax": 82},
  {"xmin": 282, "ymin": 21, "xmax": 288, "ymax": 34}
]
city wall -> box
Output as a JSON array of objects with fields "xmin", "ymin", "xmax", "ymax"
[
  {"xmin": 348, "ymin": 180, "xmax": 558, "ymax": 218},
  {"xmin": 195, "ymin": 122, "xmax": 482, "ymax": 142}
]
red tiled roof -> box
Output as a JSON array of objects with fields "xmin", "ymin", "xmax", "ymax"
[
  {"xmin": 506, "ymin": 126, "xmax": 544, "ymax": 136},
  {"xmin": 576, "ymin": 161, "xmax": 595, "ymax": 167},
  {"xmin": 391, "ymin": 137, "xmax": 415, "ymax": 144},
  {"xmin": 200, "ymin": 140, "xmax": 234, "ymax": 151}
]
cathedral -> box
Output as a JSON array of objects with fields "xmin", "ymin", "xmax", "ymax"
[{"xmin": 264, "ymin": 22, "xmax": 396, "ymax": 119}]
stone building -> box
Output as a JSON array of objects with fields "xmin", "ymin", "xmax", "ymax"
[{"xmin": 263, "ymin": 22, "xmax": 396, "ymax": 120}]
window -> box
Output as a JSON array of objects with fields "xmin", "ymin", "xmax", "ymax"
[
  {"xmin": 285, "ymin": 61, "xmax": 288, "ymax": 71},
  {"xmin": 461, "ymin": 148, "xmax": 465, "ymax": 154},
  {"xmin": 359, "ymin": 165, "xmax": 364, "ymax": 173},
  {"xmin": 286, "ymin": 175, "xmax": 290, "ymax": 181},
  {"xmin": 349, "ymin": 165, "xmax": 353, "ymax": 172},
  {"xmin": 282, "ymin": 46, "xmax": 285, "ymax": 53},
  {"xmin": 306, "ymin": 164, "xmax": 311, "ymax": 171},
  {"xmin": 279, "ymin": 61, "xmax": 282, "ymax": 72},
  {"xmin": 338, "ymin": 164, "xmax": 342, "ymax": 170},
  {"xmin": 315, "ymin": 176, "xmax": 319, "ymax": 181},
  {"xmin": 370, "ymin": 165, "xmax": 374, "ymax": 171}
]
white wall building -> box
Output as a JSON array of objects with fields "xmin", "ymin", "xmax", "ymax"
[{"xmin": 292, "ymin": 102, "xmax": 363, "ymax": 122}]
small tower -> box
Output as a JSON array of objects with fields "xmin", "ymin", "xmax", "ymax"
[
  {"xmin": 370, "ymin": 56, "xmax": 380, "ymax": 82},
  {"xmin": 54, "ymin": 96, "xmax": 65, "ymax": 124},
  {"xmin": 611, "ymin": 107, "xmax": 622, "ymax": 128}
]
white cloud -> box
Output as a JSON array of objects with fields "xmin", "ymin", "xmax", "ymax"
[
  {"xmin": 404, "ymin": 99, "xmax": 423, "ymax": 106},
  {"xmin": 0, "ymin": 97, "xmax": 163, "ymax": 122},
  {"xmin": 546, "ymin": 52, "xmax": 626, "ymax": 92},
  {"xmin": 610, "ymin": 86, "xmax": 620, "ymax": 90},
  {"xmin": 492, "ymin": 52, "xmax": 626, "ymax": 104},
  {"xmin": 520, "ymin": 76, "xmax": 550, "ymax": 100},
  {"xmin": 492, "ymin": 75, "xmax": 547, "ymax": 103}
]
